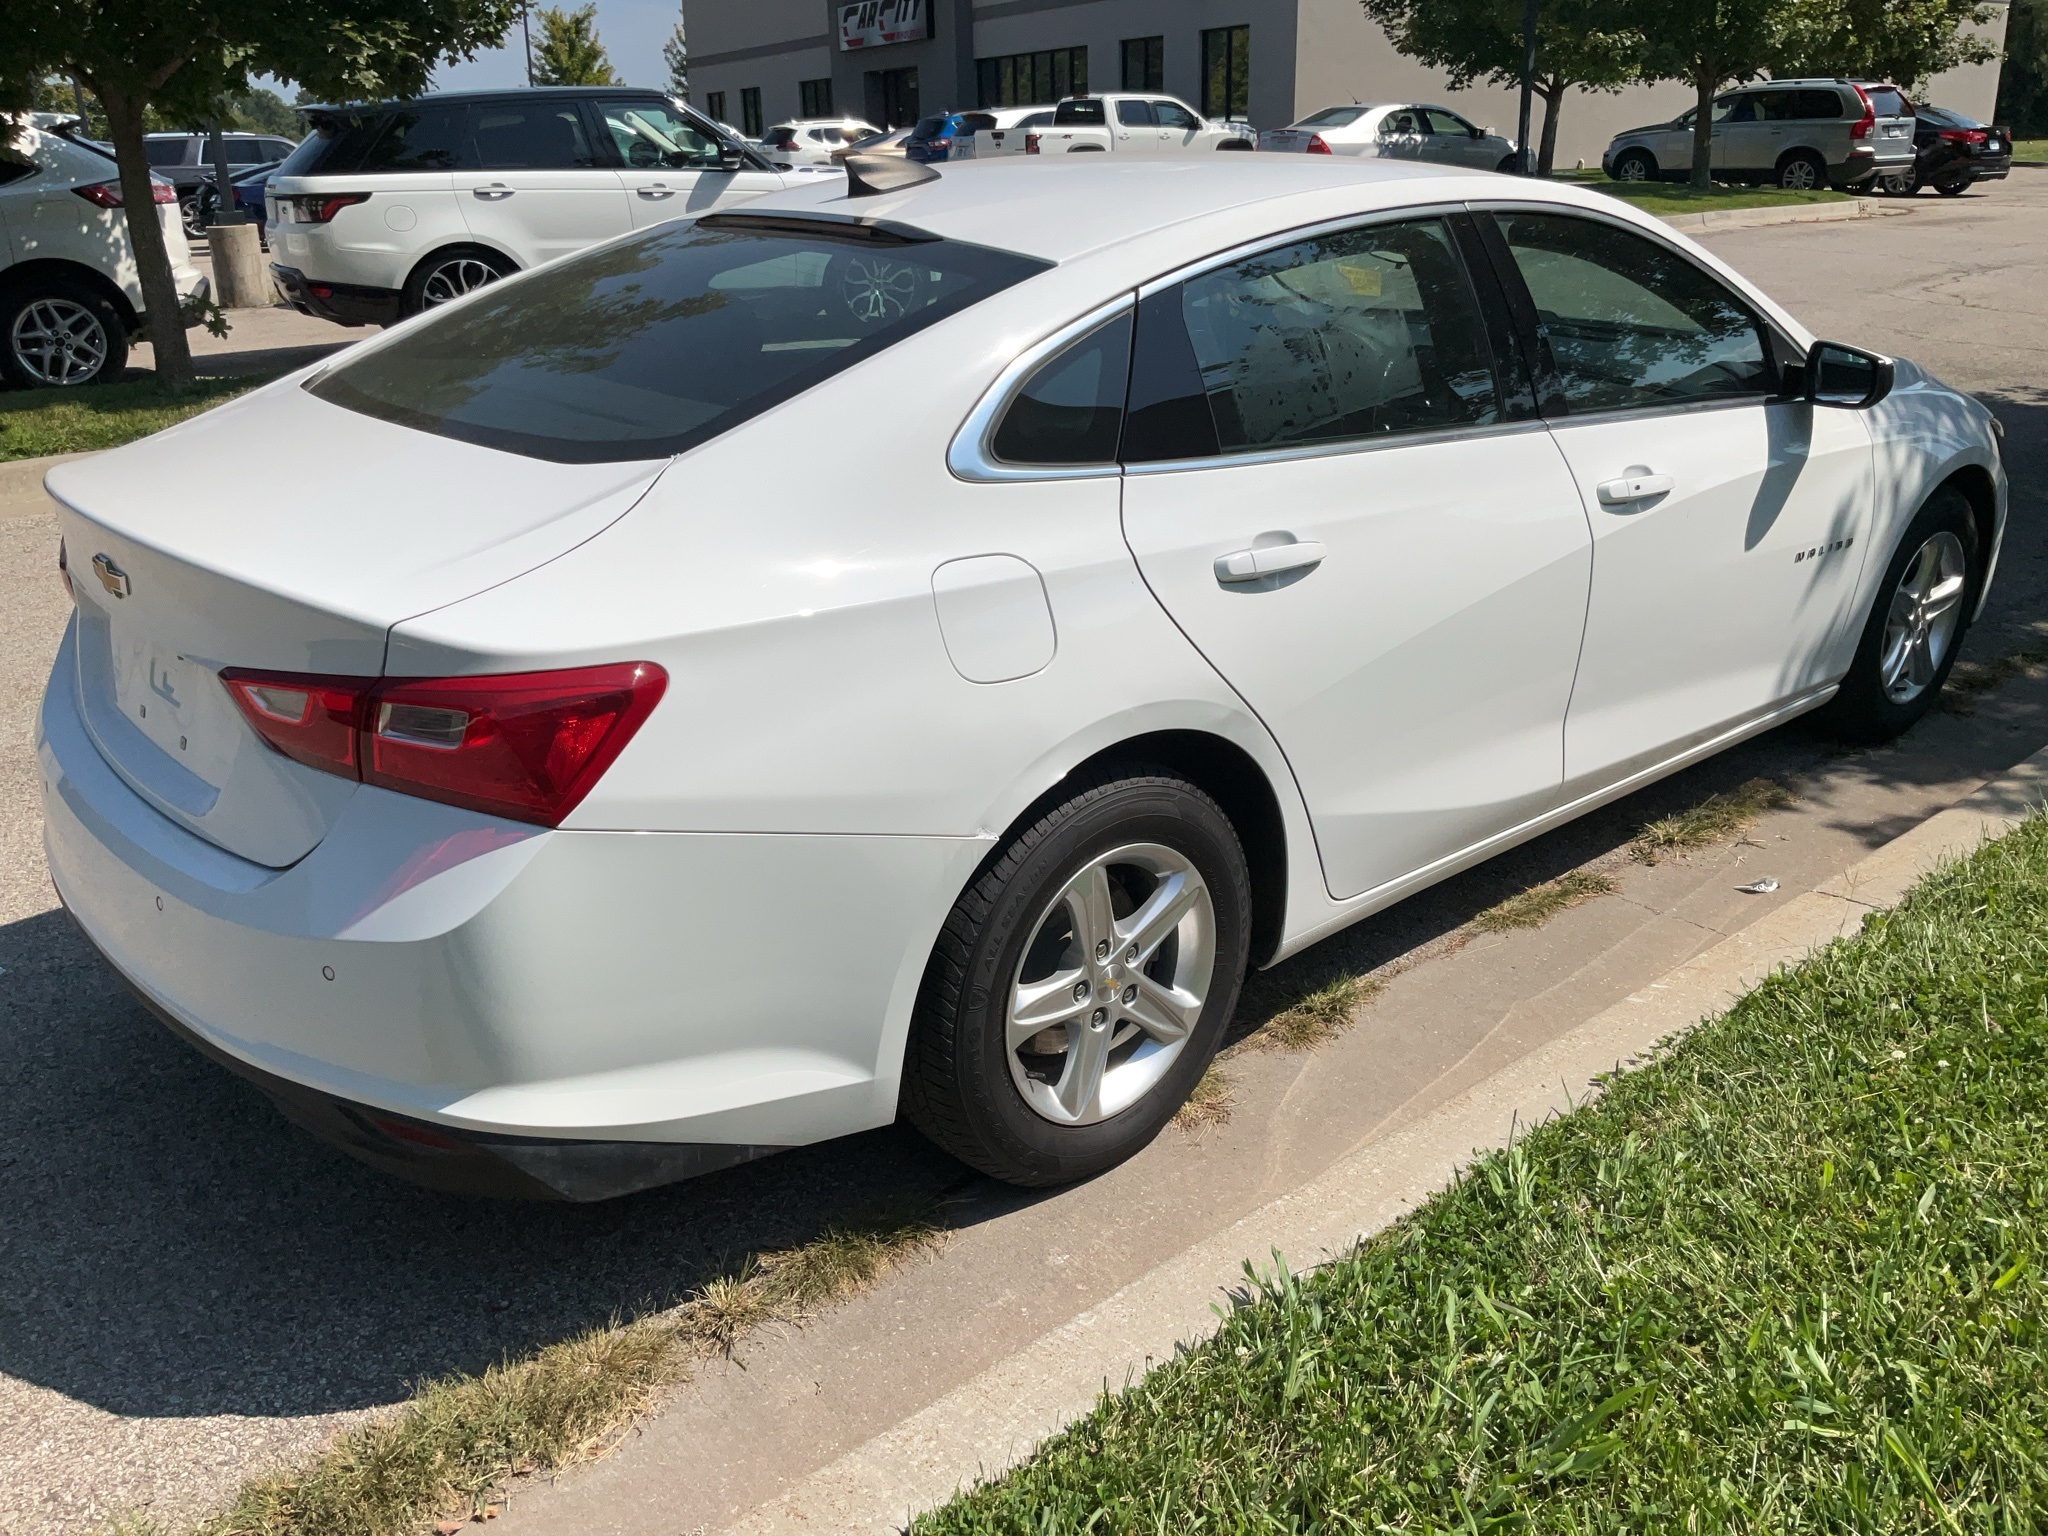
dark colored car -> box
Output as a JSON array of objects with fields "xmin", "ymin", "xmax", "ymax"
[
  {"xmin": 1882, "ymin": 103, "xmax": 2012, "ymax": 196},
  {"xmin": 144, "ymin": 131, "xmax": 299, "ymax": 234},
  {"xmin": 195, "ymin": 161, "xmax": 279, "ymax": 235},
  {"xmin": 904, "ymin": 111, "xmax": 996, "ymax": 163}
]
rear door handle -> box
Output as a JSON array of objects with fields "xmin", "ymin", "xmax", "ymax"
[
  {"xmin": 1596, "ymin": 473, "xmax": 1674, "ymax": 504},
  {"xmin": 1215, "ymin": 540, "xmax": 1327, "ymax": 584},
  {"xmin": 472, "ymin": 183, "xmax": 515, "ymax": 200}
]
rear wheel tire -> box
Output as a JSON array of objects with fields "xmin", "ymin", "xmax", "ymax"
[
  {"xmin": 1777, "ymin": 150, "xmax": 1827, "ymax": 190},
  {"xmin": 1817, "ymin": 486, "xmax": 1980, "ymax": 742},
  {"xmin": 1937, "ymin": 178, "xmax": 1970, "ymax": 197},
  {"xmin": 1611, "ymin": 149, "xmax": 1656, "ymax": 183},
  {"xmin": 0, "ymin": 277, "xmax": 128, "ymax": 389},
  {"xmin": 401, "ymin": 247, "xmax": 514, "ymax": 317},
  {"xmin": 901, "ymin": 768, "xmax": 1251, "ymax": 1187}
]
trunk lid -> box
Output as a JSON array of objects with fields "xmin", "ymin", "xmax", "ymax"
[{"xmin": 49, "ymin": 380, "xmax": 667, "ymax": 867}]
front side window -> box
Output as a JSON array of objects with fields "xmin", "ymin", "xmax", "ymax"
[
  {"xmin": 1380, "ymin": 108, "xmax": 1423, "ymax": 136},
  {"xmin": 471, "ymin": 104, "xmax": 600, "ymax": 169},
  {"xmin": 309, "ymin": 220, "xmax": 1049, "ymax": 463},
  {"xmin": 597, "ymin": 99, "xmax": 722, "ymax": 169},
  {"xmin": 1123, "ymin": 217, "xmax": 1500, "ymax": 462},
  {"xmin": 1154, "ymin": 101, "xmax": 1198, "ymax": 130},
  {"xmin": 991, "ymin": 312, "xmax": 1133, "ymax": 466},
  {"xmin": 1492, "ymin": 211, "xmax": 1770, "ymax": 414},
  {"xmin": 1425, "ymin": 109, "xmax": 1473, "ymax": 136}
]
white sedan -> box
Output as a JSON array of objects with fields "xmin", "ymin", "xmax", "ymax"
[
  {"xmin": 1261, "ymin": 102, "xmax": 1520, "ymax": 172},
  {"xmin": 39, "ymin": 156, "xmax": 2002, "ymax": 1199}
]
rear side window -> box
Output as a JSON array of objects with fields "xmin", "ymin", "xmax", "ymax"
[
  {"xmin": 276, "ymin": 113, "xmax": 390, "ymax": 176},
  {"xmin": 360, "ymin": 105, "xmax": 478, "ymax": 171},
  {"xmin": 1492, "ymin": 211, "xmax": 1769, "ymax": 413},
  {"xmin": 309, "ymin": 220, "xmax": 1049, "ymax": 463},
  {"xmin": 1117, "ymin": 99, "xmax": 1155, "ymax": 126},
  {"xmin": 1792, "ymin": 89, "xmax": 1845, "ymax": 119},
  {"xmin": 991, "ymin": 312, "xmax": 1133, "ymax": 466},
  {"xmin": 1298, "ymin": 106, "xmax": 1365, "ymax": 128},
  {"xmin": 1139, "ymin": 218, "xmax": 1501, "ymax": 458},
  {"xmin": 1055, "ymin": 99, "xmax": 1107, "ymax": 126},
  {"xmin": 144, "ymin": 139, "xmax": 189, "ymax": 166},
  {"xmin": 472, "ymin": 104, "xmax": 601, "ymax": 169}
]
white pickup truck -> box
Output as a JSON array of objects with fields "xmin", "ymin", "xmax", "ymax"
[{"xmin": 1025, "ymin": 94, "xmax": 1256, "ymax": 156}]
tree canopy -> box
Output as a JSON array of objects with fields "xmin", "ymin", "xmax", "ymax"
[
  {"xmin": 663, "ymin": 12, "xmax": 689, "ymax": 99},
  {"xmin": 532, "ymin": 5, "xmax": 618, "ymax": 87},
  {"xmin": 1779, "ymin": 0, "xmax": 1999, "ymax": 87}
]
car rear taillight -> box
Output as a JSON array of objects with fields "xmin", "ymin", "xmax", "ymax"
[
  {"xmin": 1939, "ymin": 128, "xmax": 1989, "ymax": 144},
  {"xmin": 283, "ymin": 193, "xmax": 370, "ymax": 224},
  {"xmin": 219, "ymin": 662, "xmax": 667, "ymax": 826},
  {"xmin": 1307, "ymin": 134, "xmax": 1332, "ymax": 154},
  {"xmin": 73, "ymin": 179, "xmax": 177, "ymax": 207},
  {"xmin": 1026, "ymin": 133, "xmax": 1041, "ymax": 154},
  {"xmin": 1849, "ymin": 85, "xmax": 1876, "ymax": 140}
]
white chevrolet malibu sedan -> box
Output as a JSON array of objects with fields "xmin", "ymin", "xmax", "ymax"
[{"xmin": 40, "ymin": 156, "xmax": 2002, "ymax": 1200}]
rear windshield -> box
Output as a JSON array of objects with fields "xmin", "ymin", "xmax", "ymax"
[
  {"xmin": 763, "ymin": 125, "xmax": 800, "ymax": 146},
  {"xmin": 276, "ymin": 112, "xmax": 391, "ymax": 176},
  {"xmin": 1918, "ymin": 104, "xmax": 1981, "ymax": 129},
  {"xmin": 1298, "ymin": 107, "xmax": 1366, "ymax": 128},
  {"xmin": 308, "ymin": 219, "xmax": 1049, "ymax": 463},
  {"xmin": 1865, "ymin": 86, "xmax": 1911, "ymax": 117},
  {"xmin": 911, "ymin": 116, "xmax": 949, "ymax": 139},
  {"xmin": 1054, "ymin": 99, "xmax": 1106, "ymax": 126}
]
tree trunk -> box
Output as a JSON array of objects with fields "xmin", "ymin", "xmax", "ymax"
[
  {"xmin": 1537, "ymin": 77, "xmax": 1566, "ymax": 178},
  {"xmin": 1690, "ymin": 66, "xmax": 1716, "ymax": 191},
  {"xmin": 101, "ymin": 90, "xmax": 194, "ymax": 391}
]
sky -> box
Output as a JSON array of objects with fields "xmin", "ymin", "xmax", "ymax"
[{"xmin": 432, "ymin": 0, "xmax": 687, "ymax": 93}]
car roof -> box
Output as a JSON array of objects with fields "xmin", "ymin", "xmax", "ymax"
[
  {"xmin": 729, "ymin": 156, "xmax": 1625, "ymax": 266},
  {"xmin": 295, "ymin": 86, "xmax": 674, "ymax": 113}
]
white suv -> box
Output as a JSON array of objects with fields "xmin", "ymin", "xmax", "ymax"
[
  {"xmin": 266, "ymin": 87, "xmax": 834, "ymax": 327},
  {"xmin": 0, "ymin": 115, "xmax": 209, "ymax": 387},
  {"xmin": 760, "ymin": 119, "xmax": 883, "ymax": 168}
]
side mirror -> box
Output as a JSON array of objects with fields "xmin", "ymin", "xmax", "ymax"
[
  {"xmin": 1469, "ymin": 126, "xmax": 1485, "ymax": 139},
  {"xmin": 716, "ymin": 140, "xmax": 744, "ymax": 172},
  {"xmin": 1806, "ymin": 340, "xmax": 1894, "ymax": 409}
]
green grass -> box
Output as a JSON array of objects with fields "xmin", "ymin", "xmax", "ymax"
[
  {"xmin": 0, "ymin": 374, "xmax": 253, "ymax": 463},
  {"xmin": 1633, "ymin": 776, "xmax": 1797, "ymax": 864},
  {"xmin": 1594, "ymin": 180, "xmax": 1851, "ymax": 217},
  {"xmin": 2009, "ymin": 139, "xmax": 2048, "ymax": 163},
  {"xmin": 915, "ymin": 816, "xmax": 2048, "ymax": 1534}
]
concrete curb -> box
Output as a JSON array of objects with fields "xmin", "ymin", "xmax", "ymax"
[
  {"xmin": 0, "ymin": 453, "xmax": 83, "ymax": 524},
  {"xmin": 719, "ymin": 743, "xmax": 2048, "ymax": 1536},
  {"xmin": 1658, "ymin": 198, "xmax": 1910, "ymax": 235}
]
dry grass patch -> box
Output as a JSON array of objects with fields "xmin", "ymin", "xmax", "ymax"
[
  {"xmin": 1257, "ymin": 974, "xmax": 1384, "ymax": 1052},
  {"xmin": 1631, "ymin": 777, "xmax": 1796, "ymax": 865},
  {"xmin": 1472, "ymin": 870, "xmax": 1618, "ymax": 933},
  {"xmin": 1941, "ymin": 641, "xmax": 2048, "ymax": 715},
  {"xmin": 1172, "ymin": 1064, "xmax": 1236, "ymax": 1131},
  {"xmin": 187, "ymin": 1210, "xmax": 941, "ymax": 1536}
]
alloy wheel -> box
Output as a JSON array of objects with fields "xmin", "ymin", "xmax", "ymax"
[
  {"xmin": 1780, "ymin": 158, "xmax": 1821, "ymax": 190},
  {"xmin": 10, "ymin": 297, "xmax": 110, "ymax": 386},
  {"xmin": 1005, "ymin": 843, "xmax": 1215, "ymax": 1127},
  {"xmin": 1878, "ymin": 530, "xmax": 1967, "ymax": 704},
  {"xmin": 420, "ymin": 257, "xmax": 504, "ymax": 307},
  {"xmin": 1615, "ymin": 155, "xmax": 1650, "ymax": 183}
]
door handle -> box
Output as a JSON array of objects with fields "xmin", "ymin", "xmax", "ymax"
[
  {"xmin": 1215, "ymin": 540, "xmax": 1327, "ymax": 584},
  {"xmin": 1596, "ymin": 473, "xmax": 1674, "ymax": 505},
  {"xmin": 472, "ymin": 183, "xmax": 515, "ymax": 200},
  {"xmin": 636, "ymin": 183, "xmax": 675, "ymax": 198}
]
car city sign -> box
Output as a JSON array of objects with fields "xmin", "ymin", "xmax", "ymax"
[{"xmin": 838, "ymin": 0, "xmax": 930, "ymax": 50}]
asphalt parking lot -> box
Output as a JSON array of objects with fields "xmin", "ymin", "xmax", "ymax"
[{"xmin": 4, "ymin": 175, "xmax": 2048, "ymax": 1534}]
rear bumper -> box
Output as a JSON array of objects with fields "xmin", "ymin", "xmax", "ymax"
[{"xmin": 269, "ymin": 264, "xmax": 402, "ymax": 327}]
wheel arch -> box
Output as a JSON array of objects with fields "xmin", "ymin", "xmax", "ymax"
[
  {"xmin": 402, "ymin": 241, "xmax": 520, "ymax": 296},
  {"xmin": 0, "ymin": 259, "xmax": 140, "ymax": 334},
  {"xmin": 1937, "ymin": 461, "xmax": 2000, "ymax": 615}
]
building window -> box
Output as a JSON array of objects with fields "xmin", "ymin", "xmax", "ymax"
[
  {"xmin": 740, "ymin": 86, "xmax": 763, "ymax": 138},
  {"xmin": 1200, "ymin": 26, "xmax": 1250, "ymax": 121},
  {"xmin": 705, "ymin": 90, "xmax": 727, "ymax": 124},
  {"xmin": 864, "ymin": 67, "xmax": 921, "ymax": 128},
  {"xmin": 975, "ymin": 47, "xmax": 1087, "ymax": 108},
  {"xmin": 799, "ymin": 78, "xmax": 834, "ymax": 118},
  {"xmin": 1120, "ymin": 36, "xmax": 1163, "ymax": 92}
]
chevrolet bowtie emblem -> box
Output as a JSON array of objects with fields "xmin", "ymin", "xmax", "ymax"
[{"xmin": 91, "ymin": 554, "xmax": 130, "ymax": 599}]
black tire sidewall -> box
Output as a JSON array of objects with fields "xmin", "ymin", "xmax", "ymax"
[
  {"xmin": 0, "ymin": 279, "xmax": 128, "ymax": 389},
  {"xmin": 401, "ymin": 248, "xmax": 512, "ymax": 317},
  {"xmin": 1824, "ymin": 486, "xmax": 1980, "ymax": 741},
  {"xmin": 916, "ymin": 776, "xmax": 1250, "ymax": 1185}
]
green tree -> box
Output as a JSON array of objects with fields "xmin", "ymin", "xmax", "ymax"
[
  {"xmin": 1998, "ymin": 0, "xmax": 2048, "ymax": 130},
  {"xmin": 0, "ymin": 0, "xmax": 515, "ymax": 390},
  {"xmin": 1634, "ymin": 0, "xmax": 1786, "ymax": 188},
  {"xmin": 662, "ymin": 13, "xmax": 689, "ymax": 99},
  {"xmin": 226, "ymin": 86, "xmax": 300, "ymax": 135},
  {"xmin": 1360, "ymin": 0, "xmax": 1645, "ymax": 174},
  {"xmin": 1778, "ymin": 0, "xmax": 1998, "ymax": 86},
  {"xmin": 532, "ymin": 4, "xmax": 618, "ymax": 87}
]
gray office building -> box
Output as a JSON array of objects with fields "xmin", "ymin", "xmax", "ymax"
[{"xmin": 685, "ymin": 0, "xmax": 2005, "ymax": 169}]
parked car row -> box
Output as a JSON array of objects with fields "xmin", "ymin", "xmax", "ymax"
[
  {"xmin": 144, "ymin": 130, "xmax": 299, "ymax": 236},
  {"xmin": 1877, "ymin": 103, "xmax": 2013, "ymax": 196},
  {"xmin": 38, "ymin": 152, "xmax": 2003, "ymax": 1198}
]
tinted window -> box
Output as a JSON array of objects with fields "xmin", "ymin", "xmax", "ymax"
[
  {"xmin": 1054, "ymin": 99, "xmax": 1107, "ymax": 126},
  {"xmin": 224, "ymin": 138, "xmax": 269, "ymax": 164},
  {"xmin": 1117, "ymin": 99, "xmax": 1155, "ymax": 126},
  {"xmin": 264, "ymin": 139, "xmax": 297, "ymax": 159},
  {"xmin": 1176, "ymin": 219, "xmax": 1499, "ymax": 452},
  {"xmin": 1919, "ymin": 104, "xmax": 1981, "ymax": 129},
  {"xmin": 360, "ymin": 105, "xmax": 476, "ymax": 172},
  {"xmin": 1493, "ymin": 211, "xmax": 1769, "ymax": 413},
  {"xmin": 144, "ymin": 139, "xmax": 189, "ymax": 166},
  {"xmin": 1748, "ymin": 91, "xmax": 1796, "ymax": 121},
  {"xmin": 1298, "ymin": 106, "xmax": 1365, "ymax": 128},
  {"xmin": 597, "ymin": 99, "xmax": 723, "ymax": 168},
  {"xmin": 1793, "ymin": 89, "xmax": 1845, "ymax": 120},
  {"xmin": 276, "ymin": 113, "xmax": 388, "ymax": 177},
  {"xmin": 1866, "ymin": 87, "xmax": 1910, "ymax": 117},
  {"xmin": 991, "ymin": 312, "xmax": 1133, "ymax": 465},
  {"xmin": 471, "ymin": 103, "xmax": 600, "ymax": 169},
  {"xmin": 910, "ymin": 117, "xmax": 947, "ymax": 139},
  {"xmin": 959, "ymin": 114, "xmax": 998, "ymax": 134},
  {"xmin": 309, "ymin": 220, "xmax": 1048, "ymax": 463}
]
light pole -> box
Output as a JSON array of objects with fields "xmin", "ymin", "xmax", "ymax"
[{"xmin": 1516, "ymin": 0, "xmax": 1538, "ymax": 175}]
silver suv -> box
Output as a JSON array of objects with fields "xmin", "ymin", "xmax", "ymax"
[{"xmin": 1603, "ymin": 80, "xmax": 1916, "ymax": 190}]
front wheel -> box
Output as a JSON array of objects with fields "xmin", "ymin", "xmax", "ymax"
[
  {"xmin": 1937, "ymin": 178, "xmax": 1971, "ymax": 197},
  {"xmin": 1817, "ymin": 486, "xmax": 1980, "ymax": 742},
  {"xmin": 1610, "ymin": 149, "xmax": 1656, "ymax": 183},
  {"xmin": 0, "ymin": 278, "xmax": 129, "ymax": 388},
  {"xmin": 901, "ymin": 768, "xmax": 1251, "ymax": 1186}
]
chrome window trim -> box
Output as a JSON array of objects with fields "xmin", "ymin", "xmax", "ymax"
[
  {"xmin": 1122, "ymin": 416, "xmax": 1551, "ymax": 477},
  {"xmin": 947, "ymin": 293, "xmax": 1135, "ymax": 484}
]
